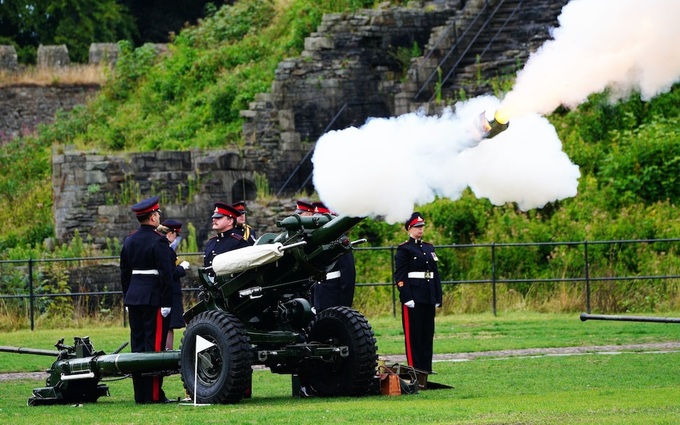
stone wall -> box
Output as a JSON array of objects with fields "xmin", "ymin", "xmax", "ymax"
[
  {"xmin": 52, "ymin": 146, "xmax": 273, "ymax": 250},
  {"xmin": 0, "ymin": 84, "xmax": 99, "ymax": 141},
  {"xmin": 0, "ymin": 45, "xmax": 18, "ymax": 71},
  {"xmin": 0, "ymin": 42, "xmax": 159, "ymax": 142},
  {"xmin": 37, "ymin": 45, "xmax": 70, "ymax": 68}
]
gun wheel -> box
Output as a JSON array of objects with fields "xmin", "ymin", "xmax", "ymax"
[
  {"xmin": 302, "ymin": 306, "xmax": 378, "ymax": 397},
  {"xmin": 180, "ymin": 310, "xmax": 252, "ymax": 404}
]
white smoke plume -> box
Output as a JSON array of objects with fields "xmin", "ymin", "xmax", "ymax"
[
  {"xmin": 312, "ymin": 0, "xmax": 679, "ymax": 223},
  {"xmin": 312, "ymin": 96, "xmax": 580, "ymax": 223},
  {"xmin": 500, "ymin": 0, "xmax": 680, "ymax": 118}
]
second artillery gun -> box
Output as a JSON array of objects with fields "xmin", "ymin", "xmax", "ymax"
[{"xmin": 179, "ymin": 213, "xmax": 377, "ymax": 404}]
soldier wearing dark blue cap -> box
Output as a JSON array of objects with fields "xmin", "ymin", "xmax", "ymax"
[
  {"xmin": 232, "ymin": 201, "xmax": 256, "ymax": 245},
  {"xmin": 204, "ymin": 202, "xmax": 250, "ymax": 271},
  {"xmin": 393, "ymin": 212, "xmax": 442, "ymax": 374},
  {"xmin": 159, "ymin": 219, "xmax": 183, "ymax": 251},
  {"xmin": 159, "ymin": 219, "xmax": 189, "ymax": 350},
  {"xmin": 120, "ymin": 196, "xmax": 175, "ymax": 403}
]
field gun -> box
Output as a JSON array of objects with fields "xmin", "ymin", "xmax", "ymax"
[
  {"xmin": 580, "ymin": 312, "xmax": 680, "ymax": 324},
  {"xmin": 0, "ymin": 336, "xmax": 180, "ymax": 406},
  {"xmin": 3, "ymin": 213, "xmax": 376, "ymax": 405},
  {"xmin": 179, "ymin": 213, "xmax": 378, "ymax": 404}
]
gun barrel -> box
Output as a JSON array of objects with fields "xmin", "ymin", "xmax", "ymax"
[
  {"xmin": 309, "ymin": 215, "xmax": 363, "ymax": 246},
  {"xmin": 94, "ymin": 351, "xmax": 181, "ymax": 375},
  {"xmin": 51, "ymin": 351, "xmax": 182, "ymax": 377},
  {"xmin": 0, "ymin": 346, "xmax": 61, "ymax": 356},
  {"xmin": 477, "ymin": 110, "xmax": 509, "ymax": 140},
  {"xmin": 580, "ymin": 312, "xmax": 680, "ymax": 324}
]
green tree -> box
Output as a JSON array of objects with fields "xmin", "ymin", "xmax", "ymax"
[
  {"xmin": 0, "ymin": 0, "xmax": 137, "ymax": 63},
  {"xmin": 119, "ymin": 0, "xmax": 232, "ymax": 44}
]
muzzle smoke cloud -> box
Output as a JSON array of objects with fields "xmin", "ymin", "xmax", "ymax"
[
  {"xmin": 501, "ymin": 0, "xmax": 680, "ymax": 118},
  {"xmin": 312, "ymin": 0, "xmax": 680, "ymax": 223}
]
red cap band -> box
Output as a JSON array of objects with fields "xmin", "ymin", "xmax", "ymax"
[
  {"xmin": 408, "ymin": 216, "xmax": 424, "ymax": 228},
  {"xmin": 135, "ymin": 203, "xmax": 159, "ymax": 215}
]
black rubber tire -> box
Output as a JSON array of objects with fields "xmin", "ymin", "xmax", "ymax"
[
  {"xmin": 180, "ymin": 310, "xmax": 252, "ymax": 404},
  {"xmin": 302, "ymin": 306, "xmax": 378, "ymax": 397}
]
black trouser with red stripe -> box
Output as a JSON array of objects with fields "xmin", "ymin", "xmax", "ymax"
[
  {"xmin": 401, "ymin": 303, "xmax": 436, "ymax": 373},
  {"xmin": 129, "ymin": 306, "xmax": 169, "ymax": 403}
]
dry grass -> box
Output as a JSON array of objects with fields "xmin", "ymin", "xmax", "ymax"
[{"xmin": 0, "ymin": 64, "xmax": 110, "ymax": 87}]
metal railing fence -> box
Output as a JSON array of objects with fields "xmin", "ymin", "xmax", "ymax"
[{"xmin": 2, "ymin": 238, "xmax": 680, "ymax": 330}]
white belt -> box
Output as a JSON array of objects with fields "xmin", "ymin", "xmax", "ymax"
[
  {"xmin": 408, "ymin": 271, "xmax": 434, "ymax": 279},
  {"xmin": 326, "ymin": 271, "xmax": 341, "ymax": 280},
  {"xmin": 132, "ymin": 269, "xmax": 159, "ymax": 275}
]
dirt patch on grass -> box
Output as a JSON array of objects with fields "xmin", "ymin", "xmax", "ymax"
[{"xmin": 382, "ymin": 341, "xmax": 680, "ymax": 364}]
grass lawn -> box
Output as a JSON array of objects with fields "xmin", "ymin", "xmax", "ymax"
[{"xmin": 1, "ymin": 312, "xmax": 679, "ymax": 424}]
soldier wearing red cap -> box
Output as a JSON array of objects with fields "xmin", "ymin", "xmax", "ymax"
[
  {"xmin": 232, "ymin": 201, "xmax": 256, "ymax": 245},
  {"xmin": 120, "ymin": 195, "xmax": 174, "ymax": 403},
  {"xmin": 310, "ymin": 202, "xmax": 356, "ymax": 312},
  {"xmin": 204, "ymin": 201, "xmax": 252, "ymax": 397},
  {"xmin": 312, "ymin": 201, "xmax": 331, "ymax": 215},
  {"xmin": 394, "ymin": 212, "xmax": 442, "ymax": 373},
  {"xmin": 295, "ymin": 200, "xmax": 315, "ymax": 216},
  {"xmin": 204, "ymin": 202, "xmax": 250, "ymax": 271}
]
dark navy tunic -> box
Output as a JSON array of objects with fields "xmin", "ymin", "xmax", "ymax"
[
  {"xmin": 120, "ymin": 225, "xmax": 174, "ymax": 308},
  {"xmin": 233, "ymin": 224, "xmax": 257, "ymax": 245},
  {"xmin": 168, "ymin": 249, "xmax": 187, "ymax": 329},
  {"xmin": 312, "ymin": 251, "xmax": 356, "ymax": 311},
  {"xmin": 394, "ymin": 237, "xmax": 442, "ymax": 305},
  {"xmin": 203, "ymin": 229, "xmax": 250, "ymax": 269}
]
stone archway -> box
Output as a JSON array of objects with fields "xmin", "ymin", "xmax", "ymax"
[{"xmin": 232, "ymin": 178, "xmax": 257, "ymax": 202}]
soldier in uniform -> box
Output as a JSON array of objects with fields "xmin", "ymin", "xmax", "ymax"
[
  {"xmin": 232, "ymin": 201, "xmax": 257, "ymax": 245},
  {"xmin": 295, "ymin": 199, "xmax": 315, "ymax": 216},
  {"xmin": 158, "ymin": 219, "xmax": 190, "ymax": 350},
  {"xmin": 203, "ymin": 202, "xmax": 250, "ymax": 271},
  {"xmin": 120, "ymin": 196, "xmax": 174, "ymax": 403},
  {"xmin": 393, "ymin": 212, "xmax": 442, "ymax": 373},
  {"xmin": 310, "ymin": 202, "xmax": 356, "ymax": 312},
  {"xmin": 204, "ymin": 201, "xmax": 251, "ymax": 396}
]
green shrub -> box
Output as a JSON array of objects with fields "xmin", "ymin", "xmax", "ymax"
[{"xmin": 599, "ymin": 119, "xmax": 680, "ymax": 207}]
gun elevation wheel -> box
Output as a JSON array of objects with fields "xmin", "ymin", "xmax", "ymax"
[
  {"xmin": 301, "ymin": 306, "xmax": 378, "ymax": 397},
  {"xmin": 180, "ymin": 310, "xmax": 252, "ymax": 404}
]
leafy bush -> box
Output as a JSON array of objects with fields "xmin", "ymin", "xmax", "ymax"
[{"xmin": 598, "ymin": 119, "xmax": 680, "ymax": 207}]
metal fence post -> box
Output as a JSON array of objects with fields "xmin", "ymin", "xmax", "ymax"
[
  {"xmin": 28, "ymin": 258, "xmax": 35, "ymax": 331},
  {"xmin": 491, "ymin": 243, "xmax": 497, "ymax": 316},
  {"xmin": 584, "ymin": 240, "xmax": 591, "ymax": 313},
  {"xmin": 390, "ymin": 246, "xmax": 396, "ymax": 317}
]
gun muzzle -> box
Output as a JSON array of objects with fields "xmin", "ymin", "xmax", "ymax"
[{"xmin": 477, "ymin": 110, "xmax": 509, "ymax": 140}]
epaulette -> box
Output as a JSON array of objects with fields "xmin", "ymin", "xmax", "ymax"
[
  {"xmin": 230, "ymin": 233, "xmax": 244, "ymax": 240},
  {"xmin": 398, "ymin": 241, "xmax": 409, "ymax": 247}
]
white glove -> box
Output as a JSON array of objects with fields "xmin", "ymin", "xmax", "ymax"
[
  {"xmin": 125, "ymin": 306, "xmax": 128, "ymax": 313},
  {"xmin": 404, "ymin": 300, "xmax": 415, "ymax": 308},
  {"xmin": 180, "ymin": 261, "xmax": 190, "ymax": 270},
  {"xmin": 436, "ymin": 303, "xmax": 441, "ymax": 308},
  {"xmin": 161, "ymin": 307, "xmax": 171, "ymax": 317}
]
